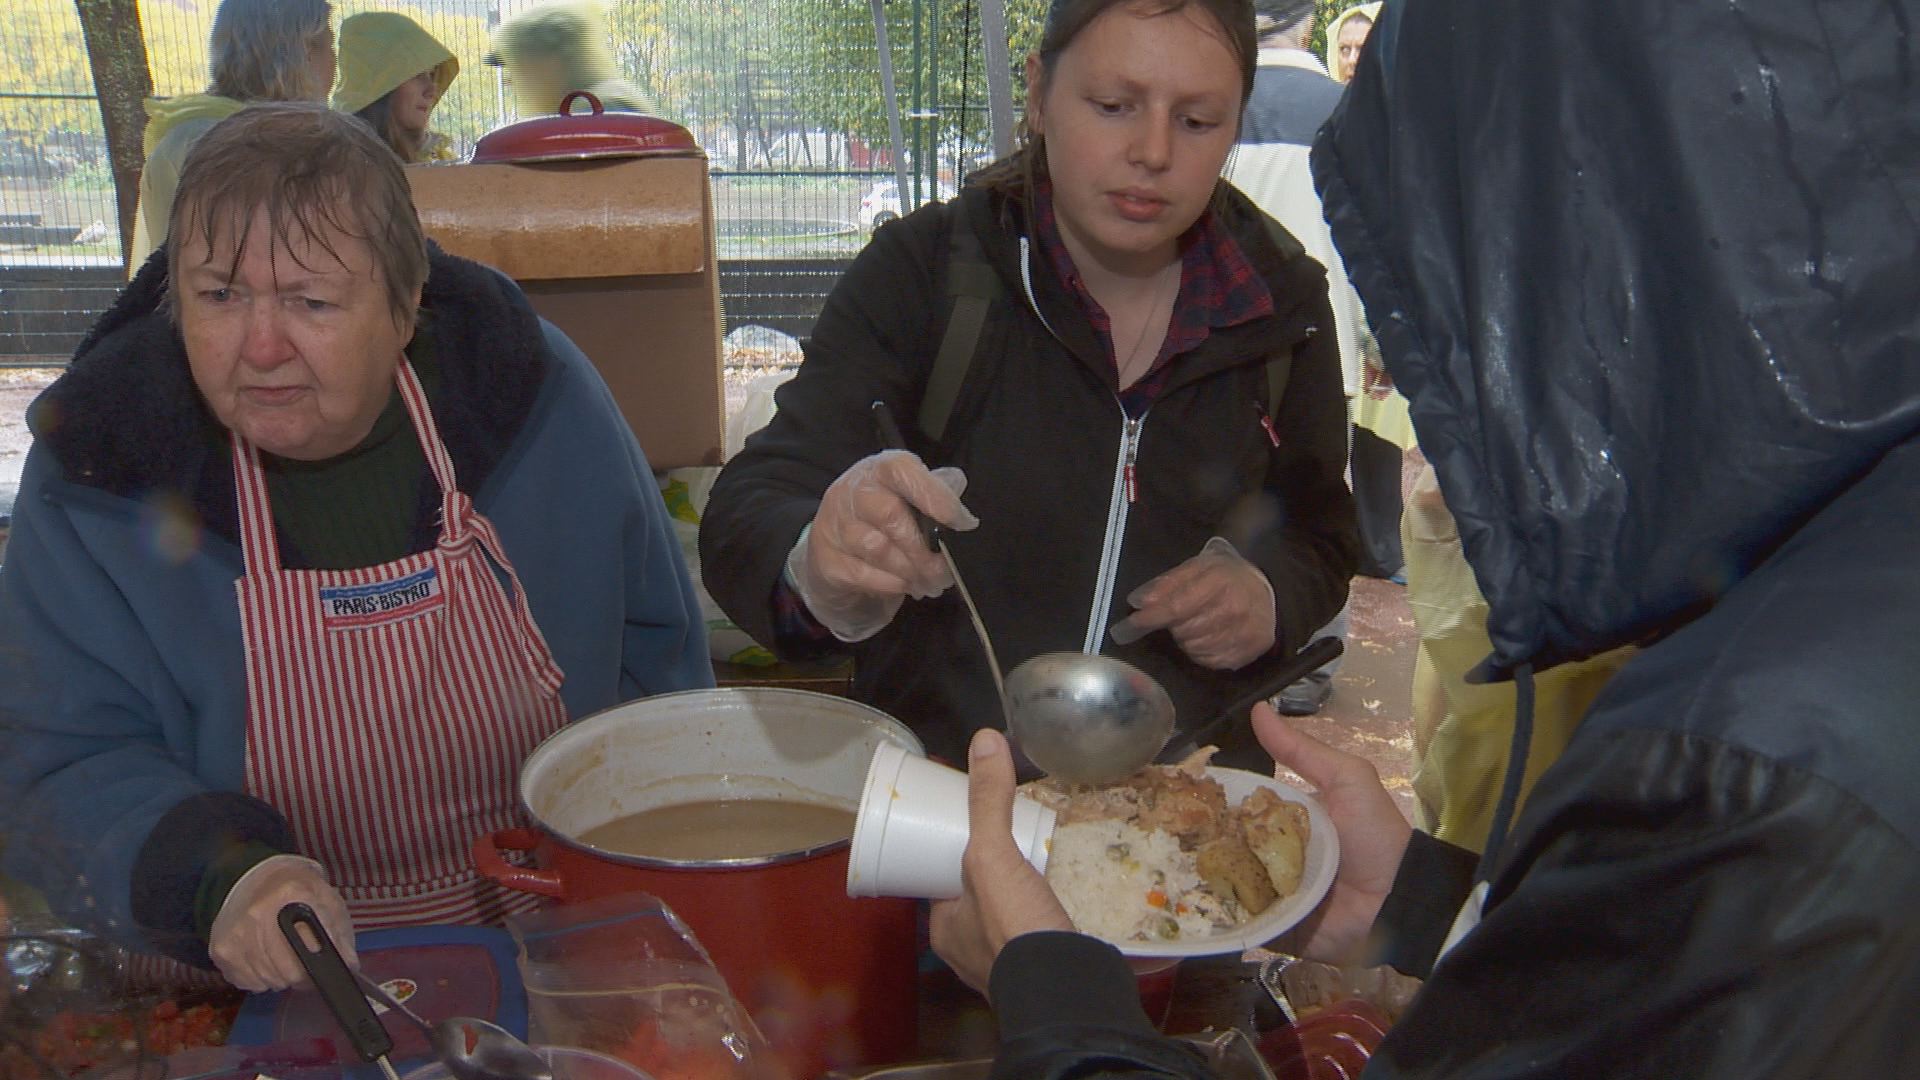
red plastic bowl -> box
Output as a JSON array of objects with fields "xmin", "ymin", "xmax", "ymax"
[{"xmin": 471, "ymin": 91, "xmax": 699, "ymax": 164}]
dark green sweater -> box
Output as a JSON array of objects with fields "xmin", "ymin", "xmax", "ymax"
[{"xmin": 239, "ymin": 322, "xmax": 441, "ymax": 570}]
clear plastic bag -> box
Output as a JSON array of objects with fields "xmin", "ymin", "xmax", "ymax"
[
  {"xmin": 1254, "ymin": 952, "xmax": 1420, "ymax": 1024},
  {"xmin": 507, "ymin": 893, "xmax": 790, "ymax": 1080}
]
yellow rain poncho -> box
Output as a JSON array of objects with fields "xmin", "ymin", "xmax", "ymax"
[
  {"xmin": 1402, "ymin": 462, "xmax": 1634, "ymax": 850},
  {"xmin": 129, "ymin": 94, "xmax": 246, "ymax": 271},
  {"xmin": 484, "ymin": 2, "xmax": 655, "ymax": 118},
  {"xmin": 331, "ymin": 12, "xmax": 459, "ymax": 162}
]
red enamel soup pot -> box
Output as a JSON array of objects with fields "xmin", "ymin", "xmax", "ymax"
[{"xmin": 475, "ymin": 688, "xmax": 924, "ymax": 1079}]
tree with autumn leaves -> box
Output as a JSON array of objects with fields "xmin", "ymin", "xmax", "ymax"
[
  {"xmin": 23, "ymin": 0, "xmax": 1378, "ymax": 265},
  {"xmin": 9, "ymin": 0, "xmax": 504, "ymax": 262}
]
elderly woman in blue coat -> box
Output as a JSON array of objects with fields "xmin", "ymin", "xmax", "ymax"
[{"xmin": 0, "ymin": 103, "xmax": 711, "ymax": 991}]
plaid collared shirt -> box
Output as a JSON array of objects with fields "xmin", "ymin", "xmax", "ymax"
[{"xmin": 1032, "ymin": 180, "xmax": 1274, "ymax": 416}]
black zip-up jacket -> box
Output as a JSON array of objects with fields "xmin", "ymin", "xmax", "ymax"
[{"xmin": 700, "ymin": 183, "xmax": 1359, "ymax": 765}]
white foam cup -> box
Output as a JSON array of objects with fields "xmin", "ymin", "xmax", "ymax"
[{"xmin": 846, "ymin": 742, "xmax": 1056, "ymax": 899}]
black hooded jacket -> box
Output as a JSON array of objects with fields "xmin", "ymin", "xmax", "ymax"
[{"xmin": 981, "ymin": 0, "xmax": 1920, "ymax": 1075}]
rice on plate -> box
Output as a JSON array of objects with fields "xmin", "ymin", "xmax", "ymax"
[{"xmin": 1022, "ymin": 749, "xmax": 1339, "ymax": 959}]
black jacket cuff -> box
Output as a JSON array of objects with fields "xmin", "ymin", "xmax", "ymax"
[
  {"xmin": 987, "ymin": 932, "xmax": 1214, "ymax": 1080},
  {"xmin": 988, "ymin": 930, "xmax": 1159, "ymax": 1040},
  {"xmin": 193, "ymin": 841, "xmax": 287, "ymax": 939},
  {"xmin": 130, "ymin": 792, "xmax": 295, "ymax": 968},
  {"xmin": 1367, "ymin": 830, "xmax": 1478, "ymax": 979}
]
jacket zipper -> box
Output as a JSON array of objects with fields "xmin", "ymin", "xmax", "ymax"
[
  {"xmin": 1253, "ymin": 399, "xmax": 1282, "ymax": 447},
  {"xmin": 1084, "ymin": 409, "xmax": 1145, "ymax": 654},
  {"xmin": 1013, "ymin": 237, "xmax": 1154, "ymax": 657}
]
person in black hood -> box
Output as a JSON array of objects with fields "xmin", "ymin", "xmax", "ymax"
[{"xmin": 928, "ymin": 0, "xmax": 1920, "ymax": 1076}]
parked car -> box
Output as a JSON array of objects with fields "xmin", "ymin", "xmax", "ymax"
[{"xmin": 859, "ymin": 177, "xmax": 956, "ymax": 229}]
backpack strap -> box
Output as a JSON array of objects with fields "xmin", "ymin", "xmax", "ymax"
[{"xmin": 918, "ymin": 195, "xmax": 1000, "ymax": 444}]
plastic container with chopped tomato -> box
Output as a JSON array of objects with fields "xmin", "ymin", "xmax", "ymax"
[{"xmin": 0, "ymin": 998, "xmax": 241, "ymax": 1078}]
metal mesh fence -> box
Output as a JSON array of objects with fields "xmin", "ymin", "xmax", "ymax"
[
  {"xmin": 0, "ymin": 4, "xmax": 124, "ymax": 362},
  {"xmin": 0, "ymin": 0, "xmax": 1040, "ymax": 362}
]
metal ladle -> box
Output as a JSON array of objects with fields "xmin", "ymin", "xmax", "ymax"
[
  {"xmin": 277, "ymin": 904, "xmax": 553, "ymax": 1080},
  {"xmin": 1004, "ymin": 652, "xmax": 1174, "ymax": 784},
  {"xmin": 872, "ymin": 400, "xmax": 1010, "ymax": 721},
  {"xmin": 1006, "ymin": 637, "xmax": 1346, "ymax": 784},
  {"xmin": 864, "ymin": 400, "xmax": 1340, "ymax": 783}
]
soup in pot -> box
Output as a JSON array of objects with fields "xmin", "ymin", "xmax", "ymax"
[{"xmin": 578, "ymin": 798, "xmax": 856, "ymax": 861}]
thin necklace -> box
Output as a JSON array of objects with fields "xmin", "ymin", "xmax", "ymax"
[{"xmin": 1117, "ymin": 258, "xmax": 1181, "ymax": 383}]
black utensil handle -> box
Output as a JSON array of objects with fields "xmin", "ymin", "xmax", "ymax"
[
  {"xmin": 870, "ymin": 400, "xmax": 944, "ymax": 551},
  {"xmin": 277, "ymin": 903, "xmax": 393, "ymax": 1063},
  {"xmin": 1156, "ymin": 637, "xmax": 1345, "ymax": 764}
]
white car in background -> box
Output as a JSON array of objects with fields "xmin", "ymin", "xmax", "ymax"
[{"xmin": 859, "ymin": 178, "xmax": 956, "ymax": 229}]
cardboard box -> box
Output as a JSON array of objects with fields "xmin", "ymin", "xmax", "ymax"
[{"xmin": 407, "ymin": 154, "xmax": 725, "ymax": 470}]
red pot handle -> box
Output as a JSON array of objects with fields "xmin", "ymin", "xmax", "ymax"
[
  {"xmin": 473, "ymin": 827, "xmax": 565, "ymax": 898},
  {"xmin": 558, "ymin": 90, "xmax": 605, "ymax": 118}
]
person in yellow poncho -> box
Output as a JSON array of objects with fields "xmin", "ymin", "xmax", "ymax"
[
  {"xmin": 482, "ymin": 2, "xmax": 657, "ymax": 119},
  {"xmin": 1401, "ymin": 460, "xmax": 1636, "ymax": 850},
  {"xmin": 332, "ymin": 13, "xmax": 460, "ymax": 164},
  {"xmin": 129, "ymin": 0, "xmax": 336, "ymax": 273}
]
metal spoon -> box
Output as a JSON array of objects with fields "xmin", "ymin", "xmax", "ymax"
[
  {"xmin": 276, "ymin": 904, "xmax": 552, "ymax": 1080},
  {"xmin": 356, "ymin": 971, "xmax": 554, "ymax": 1080}
]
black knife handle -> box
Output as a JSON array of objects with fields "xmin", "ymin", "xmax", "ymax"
[
  {"xmin": 1156, "ymin": 637, "xmax": 1346, "ymax": 765},
  {"xmin": 277, "ymin": 903, "xmax": 393, "ymax": 1063},
  {"xmin": 870, "ymin": 400, "xmax": 943, "ymax": 551}
]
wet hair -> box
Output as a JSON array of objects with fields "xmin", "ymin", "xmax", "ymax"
[
  {"xmin": 973, "ymin": 0, "xmax": 1257, "ymax": 203},
  {"xmin": 165, "ymin": 102, "xmax": 428, "ymax": 328},
  {"xmin": 355, "ymin": 95, "xmax": 426, "ymax": 164},
  {"xmin": 208, "ymin": 0, "xmax": 333, "ymax": 102}
]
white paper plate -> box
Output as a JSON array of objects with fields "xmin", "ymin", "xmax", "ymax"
[{"xmin": 1095, "ymin": 766, "xmax": 1340, "ymax": 960}]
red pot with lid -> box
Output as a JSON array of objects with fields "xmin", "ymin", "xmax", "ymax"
[
  {"xmin": 473, "ymin": 688, "xmax": 924, "ymax": 1079},
  {"xmin": 470, "ymin": 91, "xmax": 701, "ymax": 164}
]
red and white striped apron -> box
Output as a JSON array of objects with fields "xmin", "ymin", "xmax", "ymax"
[{"xmin": 234, "ymin": 360, "xmax": 569, "ymax": 928}]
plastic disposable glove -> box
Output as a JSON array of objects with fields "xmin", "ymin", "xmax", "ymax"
[
  {"xmin": 1253, "ymin": 703, "xmax": 1411, "ymax": 965},
  {"xmin": 787, "ymin": 449, "xmax": 978, "ymax": 641},
  {"xmin": 207, "ymin": 855, "xmax": 356, "ymax": 993},
  {"xmin": 929, "ymin": 729, "xmax": 1075, "ymax": 993},
  {"xmin": 1108, "ymin": 536, "xmax": 1276, "ymax": 669}
]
